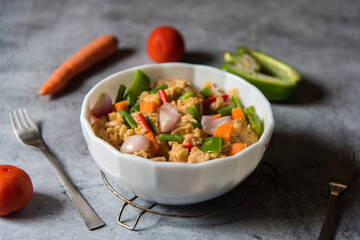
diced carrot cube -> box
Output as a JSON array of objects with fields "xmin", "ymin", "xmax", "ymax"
[{"xmin": 228, "ymin": 143, "xmax": 245, "ymax": 156}]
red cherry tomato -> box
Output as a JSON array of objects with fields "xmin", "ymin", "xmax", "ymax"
[
  {"xmin": 0, "ymin": 165, "xmax": 33, "ymax": 216},
  {"xmin": 147, "ymin": 26, "xmax": 185, "ymax": 63}
]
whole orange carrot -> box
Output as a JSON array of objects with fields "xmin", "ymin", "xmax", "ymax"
[{"xmin": 40, "ymin": 34, "xmax": 118, "ymax": 96}]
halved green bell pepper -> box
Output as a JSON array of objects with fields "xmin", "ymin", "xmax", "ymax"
[{"xmin": 221, "ymin": 47, "xmax": 301, "ymax": 101}]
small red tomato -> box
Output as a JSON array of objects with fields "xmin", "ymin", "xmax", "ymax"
[
  {"xmin": 0, "ymin": 165, "xmax": 33, "ymax": 216},
  {"xmin": 147, "ymin": 25, "xmax": 185, "ymax": 63}
]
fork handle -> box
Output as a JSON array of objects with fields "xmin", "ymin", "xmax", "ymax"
[
  {"xmin": 318, "ymin": 193, "xmax": 337, "ymax": 240},
  {"xmin": 39, "ymin": 147, "xmax": 105, "ymax": 230}
]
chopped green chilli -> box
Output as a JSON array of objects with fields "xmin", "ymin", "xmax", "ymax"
[
  {"xmin": 126, "ymin": 93, "xmax": 135, "ymax": 108},
  {"xmin": 201, "ymin": 87, "xmax": 211, "ymax": 98},
  {"xmin": 159, "ymin": 134, "xmax": 183, "ymax": 142},
  {"xmin": 129, "ymin": 103, "xmax": 140, "ymax": 113},
  {"xmin": 119, "ymin": 110, "xmax": 137, "ymax": 129},
  {"xmin": 149, "ymin": 84, "xmax": 168, "ymax": 94},
  {"xmin": 231, "ymin": 95, "xmax": 243, "ymax": 108},
  {"xmin": 190, "ymin": 121, "xmax": 202, "ymax": 129},
  {"xmin": 115, "ymin": 84, "xmax": 126, "ymax": 103},
  {"xmin": 144, "ymin": 116, "xmax": 156, "ymax": 134},
  {"xmin": 178, "ymin": 91, "xmax": 195, "ymax": 100},
  {"xmin": 215, "ymin": 105, "xmax": 235, "ymax": 117},
  {"xmin": 186, "ymin": 106, "xmax": 200, "ymax": 123}
]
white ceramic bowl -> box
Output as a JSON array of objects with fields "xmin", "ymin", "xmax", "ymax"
[{"xmin": 80, "ymin": 63, "xmax": 274, "ymax": 205}]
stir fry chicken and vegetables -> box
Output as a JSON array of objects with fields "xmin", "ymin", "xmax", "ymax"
[{"xmin": 91, "ymin": 70, "xmax": 263, "ymax": 163}]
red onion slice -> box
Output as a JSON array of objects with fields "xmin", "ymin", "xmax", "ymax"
[
  {"xmin": 91, "ymin": 93, "xmax": 113, "ymax": 117},
  {"xmin": 120, "ymin": 135, "xmax": 150, "ymax": 154},
  {"xmin": 158, "ymin": 103, "xmax": 180, "ymax": 133},
  {"xmin": 201, "ymin": 115, "xmax": 231, "ymax": 135}
]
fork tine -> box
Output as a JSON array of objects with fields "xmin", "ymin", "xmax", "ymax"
[
  {"xmin": 9, "ymin": 112, "xmax": 19, "ymax": 131},
  {"xmin": 23, "ymin": 108, "xmax": 37, "ymax": 128},
  {"xmin": 22, "ymin": 108, "xmax": 36, "ymax": 128},
  {"xmin": 18, "ymin": 108, "xmax": 31, "ymax": 128},
  {"xmin": 12, "ymin": 110, "xmax": 23, "ymax": 130}
]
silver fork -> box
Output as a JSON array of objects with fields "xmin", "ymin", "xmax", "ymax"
[
  {"xmin": 9, "ymin": 108, "xmax": 105, "ymax": 230},
  {"xmin": 318, "ymin": 150, "xmax": 355, "ymax": 240}
]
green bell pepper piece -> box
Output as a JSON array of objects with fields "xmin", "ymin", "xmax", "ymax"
[
  {"xmin": 127, "ymin": 70, "xmax": 151, "ymax": 101},
  {"xmin": 221, "ymin": 47, "xmax": 301, "ymax": 101},
  {"xmin": 243, "ymin": 106, "xmax": 255, "ymax": 115},
  {"xmin": 200, "ymin": 137, "xmax": 223, "ymax": 153},
  {"xmin": 247, "ymin": 112, "xmax": 263, "ymax": 137},
  {"xmin": 242, "ymin": 106, "xmax": 262, "ymax": 136},
  {"xmin": 186, "ymin": 106, "xmax": 200, "ymax": 123}
]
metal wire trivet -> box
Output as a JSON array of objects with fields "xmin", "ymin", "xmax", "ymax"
[{"xmin": 100, "ymin": 162, "xmax": 277, "ymax": 230}]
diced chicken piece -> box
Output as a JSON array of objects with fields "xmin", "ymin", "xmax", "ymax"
[
  {"xmin": 108, "ymin": 111, "xmax": 125, "ymax": 122},
  {"xmin": 139, "ymin": 91, "xmax": 161, "ymax": 104},
  {"xmin": 203, "ymin": 80, "xmax": 224, "ymax": 97},
  {"xmin": 105, "ymin": 125, "xmax": 123, "ymax": 148},
  {"xmin": 182, "ymin": 133, "xmax": 203, "ymax": 147},
  {"xmin": 227, "ymin": 88, "xmax": 238, "ymax": 96},
  {"xmin": 92, "ymin": 116, "xmax": 108, "ymax": 138},
  {"xmin": 230, "ymin": 119, "xmax": 259, "ymax": 146},
  {"xmin": 209, "ymin": 152, "xmax": 226, "ymax": 160},
  {"xmin": 168, "ymin": 144, "xmax": 189, "ymax": 163},
  {"xmin": 180, "ymin": 113, "xmax": 196, "ymax": 124},
  {"xmin": 221, "ymin": 141, "xmax": 232, "ymax": 155},
  {"xmin": 182, "ymin": 128, "xmax": 207, "ymax": 147},
  {"xmin": 92, "ymin": 115, "xmax": 134, "ymax": 149},
  {"xmin": 134, "ymin": 149, "xmax": 152, "ymax": 159},
  {"xmin": 155, "ymin": 78, "xmax": 196, "ymax": 101},
  {"xmin": 177, "ymin": 96, "xmax": 203, "ymax": 117},
  {"xmin": 119, "ymin": 125, "xmax": 135, "ymax": 141},
  {"xmin": 154, "ymin": 138, "xmax": 170, "ymax": 159},
  {"xmin": 150, "ymin": 157, "xmax": 167, "ymax": 162},
  {"xmin": 194, "ymin": 128, "xmax": 208, "ymax": 139},
  {"xmin": 171, "ymin": 124, "xmax": 193, "ymax": 136},
  {"xmin": 209, "ymin": 95, "xmax": 224, "ymax": 112},
  {"xmin": 170, "ymin": 114, "xmax": 196, "ymax": 136},
  {"xmin": 188, "ymin": 147, "xmax": 210, "ymax": 163}
]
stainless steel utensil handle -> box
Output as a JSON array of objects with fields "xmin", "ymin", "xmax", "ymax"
[
  {"xmin": 39, "ymin": 146, "xmax": 105, "ymax": 230},
  {"xmin": 318, "ymin": 194, "xmax": 337, "ymax": 240}
]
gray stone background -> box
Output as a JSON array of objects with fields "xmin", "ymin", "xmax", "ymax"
[{"xmin": 0, "ymin": 0, "xmax": 359, "ymax": 239}]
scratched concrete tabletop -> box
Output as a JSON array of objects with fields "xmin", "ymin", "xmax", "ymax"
[{"xmin": 1, "ymin": 0, "xmax": 359, "ymax": 239}]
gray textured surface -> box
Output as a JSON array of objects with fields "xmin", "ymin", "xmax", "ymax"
[{"xmin": 1, "ymin": 0, "xmax": 360, "ymax": 239}]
